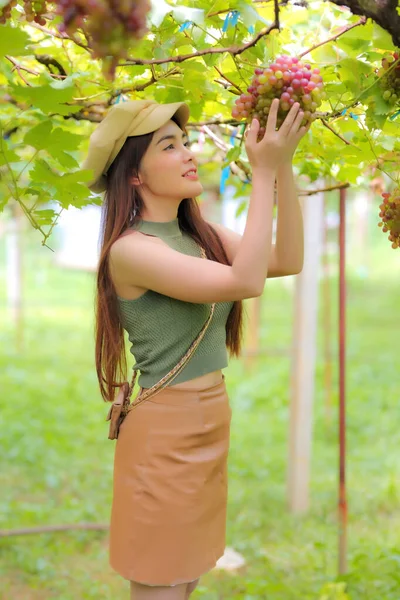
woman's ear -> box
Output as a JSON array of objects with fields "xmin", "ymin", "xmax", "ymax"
[{"xmin": 130, "ymin": 173, "xmax": 141, "ymax": 186}]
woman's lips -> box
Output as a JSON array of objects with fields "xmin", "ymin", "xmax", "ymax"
[{"xmin": 183, "ymin": 171, "xmax": 198, "ymax": 179}]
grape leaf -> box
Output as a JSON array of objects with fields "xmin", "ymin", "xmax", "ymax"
[
  {"xmin": 31, "ymin": 208, "xmax": 57, "ymax": 226},
  {"xmin": 24, "ymin": 121, "xmax": 53, "ymax": 150},
  {"xmin": 172, "ymin": 6, "xmax": 204, "ymax": 25},
  {"xmin": 0, "ymin": 24, "xmax": 31, "ymax": 57},
  {"xmin": 0, "ymin": 148, "xmax": 20, "ymax": 166},
  {"xmin": 10, "ymin": 83, "xmax": 80, "ymax": 116},
  {"xmin": 372, "ymin": 24, "xmax": 398, "ymax": 51}
]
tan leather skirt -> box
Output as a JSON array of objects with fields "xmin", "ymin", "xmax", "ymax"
[{"xmin": 109, "ymin": 376, "xmax": 232, "ymax": 586}]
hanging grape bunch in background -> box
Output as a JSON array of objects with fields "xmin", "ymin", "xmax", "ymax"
[
  {"xmin": 377, "ymin": 52, "xmax": 400, "ymax": 107},
  {"xmin": 378, "ymin": 189, "xmax": 400, "ymax": 249},
  {"xmin": 0, "ymin": 0, "xmax": 152, "ymax": 78},
  {"xmin": 0, "ymin": 0, "xmax": 46, "ymax": 24},
  {"xmin": 232, "ymin": 55, "xmax": 326, "ymax": 139}
]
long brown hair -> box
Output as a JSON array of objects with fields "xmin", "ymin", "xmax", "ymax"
[{"xmin": 95, "ymin": 114, "xmax": 244, "ymax": 403}]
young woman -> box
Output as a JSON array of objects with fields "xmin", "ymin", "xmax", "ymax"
[{"xmin": 82, "ymin": 98, "xmax": 308, "ymax": 600}]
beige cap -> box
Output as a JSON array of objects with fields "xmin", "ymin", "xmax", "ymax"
[{"xmin": 81, "ymin": 99, "xmax": 190, "ymax": 193}]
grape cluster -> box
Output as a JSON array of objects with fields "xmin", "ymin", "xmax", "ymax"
[
  {"xmin": 378, "ymin": 189, "xmax": 400, "ymax": 249},
  {"xmin": 231, "ymin": 55, "xmax": 326, "ymax": 138},
  {"xmin": 377, "ymin": 52, "xmax": 400, "ymax": 107},
  {"xmin": 0, "ymin": 0, "xmax": 46, "ymax": 25},
  {"xmin": 58, "ymin": 0, "xmax": 152, "ymax": 78},
  {"xmin": 0, "ymin": 0, "xmax": 151, "ymax": 79}
]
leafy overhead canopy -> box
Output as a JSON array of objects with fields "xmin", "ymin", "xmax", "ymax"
[{"xmin": 0, "ymin": 0, "xmax": 399, "ymax": 244}]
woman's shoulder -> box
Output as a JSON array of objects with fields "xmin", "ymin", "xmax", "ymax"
[{"xmin": 112, "ymin": 227, "xmax": 159, "ymax": 253}]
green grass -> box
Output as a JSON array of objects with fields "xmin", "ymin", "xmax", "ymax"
[{"xmin": 0, "ymin": 221, "xmax": 399, "ymax": 599}]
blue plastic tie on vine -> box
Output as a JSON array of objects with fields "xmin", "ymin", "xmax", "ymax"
[
  {"xmin": 248, "ymin": 25, "xmax": 255, "ymax": 34},
  {"xmin": 341, "ymin": 108, "xmax": 348, "ymax": 116},
  {"xmin": 179, "ymin": 21, "xmax": 192, "ymax": 32},
  {"xmin": 220, "ymin": 165, "xmax": 230, "ymax": 194},
  {"xmin": 114, "ymin": 94, "xmax": 129, "ymax": 104},
  {"xmin": 231, "ymin": 10, "xmax": 240, "ymax": 27},
  {"xmin": 222, "ymin": 10, "xmax": 240, "ymax": 33},
  {"xmin": 229, "ymin": 129, "xmax": 237, "ymax": 146},
  {"xmin": 349, "ymin": 112, "xmax": 359, "ymax": 120},
  {"xmin": 389, "ymin": 109, "xmax": 400, "ymax": 121}
]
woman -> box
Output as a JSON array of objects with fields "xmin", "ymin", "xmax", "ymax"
[{"xmin": 82, "ymin": 98, "xmax": 308, "ymax": 599}]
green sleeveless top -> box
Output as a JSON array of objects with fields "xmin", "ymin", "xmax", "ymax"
[{"xmin": 116, "ymin": 218, "xmax": 234, "ymax": 388}]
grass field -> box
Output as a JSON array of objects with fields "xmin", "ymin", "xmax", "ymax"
[{"xmin": 0, "ymin": 218, "xmax": 399, "ymax": 599}]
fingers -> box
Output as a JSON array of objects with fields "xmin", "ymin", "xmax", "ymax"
[
  {"xmin": 245, "ymin": 117, "xmax": 260, "ymax": 145},
  {"xmin": 289, "ymin": 108, "xmax": 306, "ymax": 136},
  {"xmin": 265, "ymin": 98, "xmax": 280, "ymax": 134},
  {"xmin": 279, "ymin": 102, "xmax": 302, "ymax": 136},
  {"xmin": 294, "ymin": 119, "xmax": 312, "ymax": 141}
]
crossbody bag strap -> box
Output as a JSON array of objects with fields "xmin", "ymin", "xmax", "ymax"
[{"xmin": 124, "ymin": 245, "xmax": 215, "ymax": 412}]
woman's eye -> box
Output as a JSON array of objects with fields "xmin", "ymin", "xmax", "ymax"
[{"xmin": 164, "ymin": 142, "xmax": 191, "ymax": 150}]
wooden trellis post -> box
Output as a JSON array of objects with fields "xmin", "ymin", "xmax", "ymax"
[{"xmin": 287, "ymin": 188, "xmax": 325, "ymax": 513}]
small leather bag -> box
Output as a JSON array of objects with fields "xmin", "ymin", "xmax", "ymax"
[{"xmin": 106, "ymin": 246, "xmax": 215, "ymax": 440}]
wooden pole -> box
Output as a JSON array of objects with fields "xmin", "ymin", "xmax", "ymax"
[
  {"xmin": 287, "ymin": 188, "xmax": 324, "ymax": 513},
  {"xmin": 5, "ymin": 202, "xmax": 24, "ymax": 352},
  {"xmin": 322, "ymin": 196, "xmax": 334, "ymax": 424},
  {"xmin": 244, "ymin": 296, "xmax": 262, "ymax": 371},
  {"xmin": 338, "ymin": 188, "xmax": 348, "ymax": 574}
]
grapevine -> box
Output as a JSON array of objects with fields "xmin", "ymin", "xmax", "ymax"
[
  {"xmin": 378, "ymin": 189, "xmax": 400, "ymax": 249},
  {"xmin": 0, "ymin": 0, "xmax": 46, "ymax": 24},
  {"xmin": 0, "ymin": 0, "xmax": 152, "ymax": 79},
  {"xmin": 231, "ymin": 54, "xmax": 326, "ymax": 139},
  {"xmin": 376, "ymin": 51, "xmax": 400, "ymax": 108}
]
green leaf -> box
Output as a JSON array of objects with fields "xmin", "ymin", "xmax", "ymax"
[
  {"xmin": 337, "ymin": 36, "xmax": 371, "ymax": 53},
  {"xmin": 189, "ymin": 98, "xmax": 205, "ymax": 121},
  {"xmin": 47, "ymin": 128, "xmax": 84, "ymax": 152},
  {"xmin": 225, "ymin": 146, "xmax": 242, "ymax": 162},
  {"xmin": 10, "ymin": 82, "xmax": 80, "ymax": 116},
  {"xmin": 31, "ymin": 208, "xmax": 57, "ymax": 226},
  {"xmin": 56, "ymin": 182, "xmax": 92, "ymax": 209},
  {"xmin": 0, "ymin": 24, "xmax": 31, "ymax": 57},
  {"xmin": 380, "ymin": 136, "xmax": 395, "ymax": 151},
  {"xmin": 148, "ymin": 0, "xmax": 173, "ymax": 27},
  {"xmin": 60, "ymin": 169, "xmax": 94, "ymax": 184},
  {"xmin": 172, "ymin": 6, "xmax": 204, "ymax": 25},
  {"xmin": 0, "ymin": 147, "xmax": 20, "ymax": 166},
  {"xmin": 182, "ymin": 66, "xmax": 205, "ymax": 90},
  {"xmin": 207, "ymin": 0, "xmax": 230, "ymax": 13},
  {"xmin": 337, "ymin": 57, "xmax": 372, "ymax": 78},
  {"xmin": 23, "ymin": 120, "xmax": 53, "ymax": 150},
  {"xmin": 373, "ymin": 23, "xmax": 397, "ymax": 51},
  {"xmin": 237, "ymin": 0, "xmax": 270, "ymax": 28},
  {"xmin": 49, "ymin": 149, "xmax": 80, "ymax": 169},
  {"xmin": 30, "ymin": 158, "xmax": 60, "ymax": 186}
]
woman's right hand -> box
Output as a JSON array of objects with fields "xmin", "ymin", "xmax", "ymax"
[{"xmin": 244, "ymin": 98, "xmax": 310, "ymax": 171}]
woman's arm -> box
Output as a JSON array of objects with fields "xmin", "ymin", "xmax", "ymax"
[
  {"xmin": 208, "ymin": 162, "xmax": 304, "ymax": 279},
  {"xmin": 275, "ymin": 161, "xmax": 304, "ymax": 274}
]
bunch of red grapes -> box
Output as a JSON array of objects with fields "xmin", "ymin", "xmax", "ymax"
[
  {"xmin": 0, "ymin": 0, "xmax": 151, "ymax": 79},
  {"xmin": 378, "ymin": 189, "xmax": 400, "ymax": 249},
  {"xmin": 231, "ymin": 54, "xmax": 326, "ymax": 138},
  {"xmin": 0, "ymin": 0, "xmax": 46, "ymax": 24},
  {"xmin": 56, "ymin": 0, "xmax": 151, "ymax": 70},
  {"xmin": 377, "ymin": 51, "xmax": 400, "ymax": 107}
]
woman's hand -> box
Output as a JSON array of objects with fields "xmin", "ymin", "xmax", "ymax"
[{"xmin": 244, "ymin": 98, "xmax": 310, "ymax": 171}]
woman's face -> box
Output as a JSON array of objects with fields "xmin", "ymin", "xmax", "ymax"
[{"xmin": 132, "ymin": 119, "xmax": 203, "ymax": 201}]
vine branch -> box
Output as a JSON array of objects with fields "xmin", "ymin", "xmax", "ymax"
[
  {"xmin": 298, "ymin": 182, "xmax": 350, "ymax": 195},
  {"xmin": 120, "ymin": 21, "xmax": 280, "ymax": 67},
  {"xmin": 298, "ymin": 16, "xmax": 367, "ymax": 58}
]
